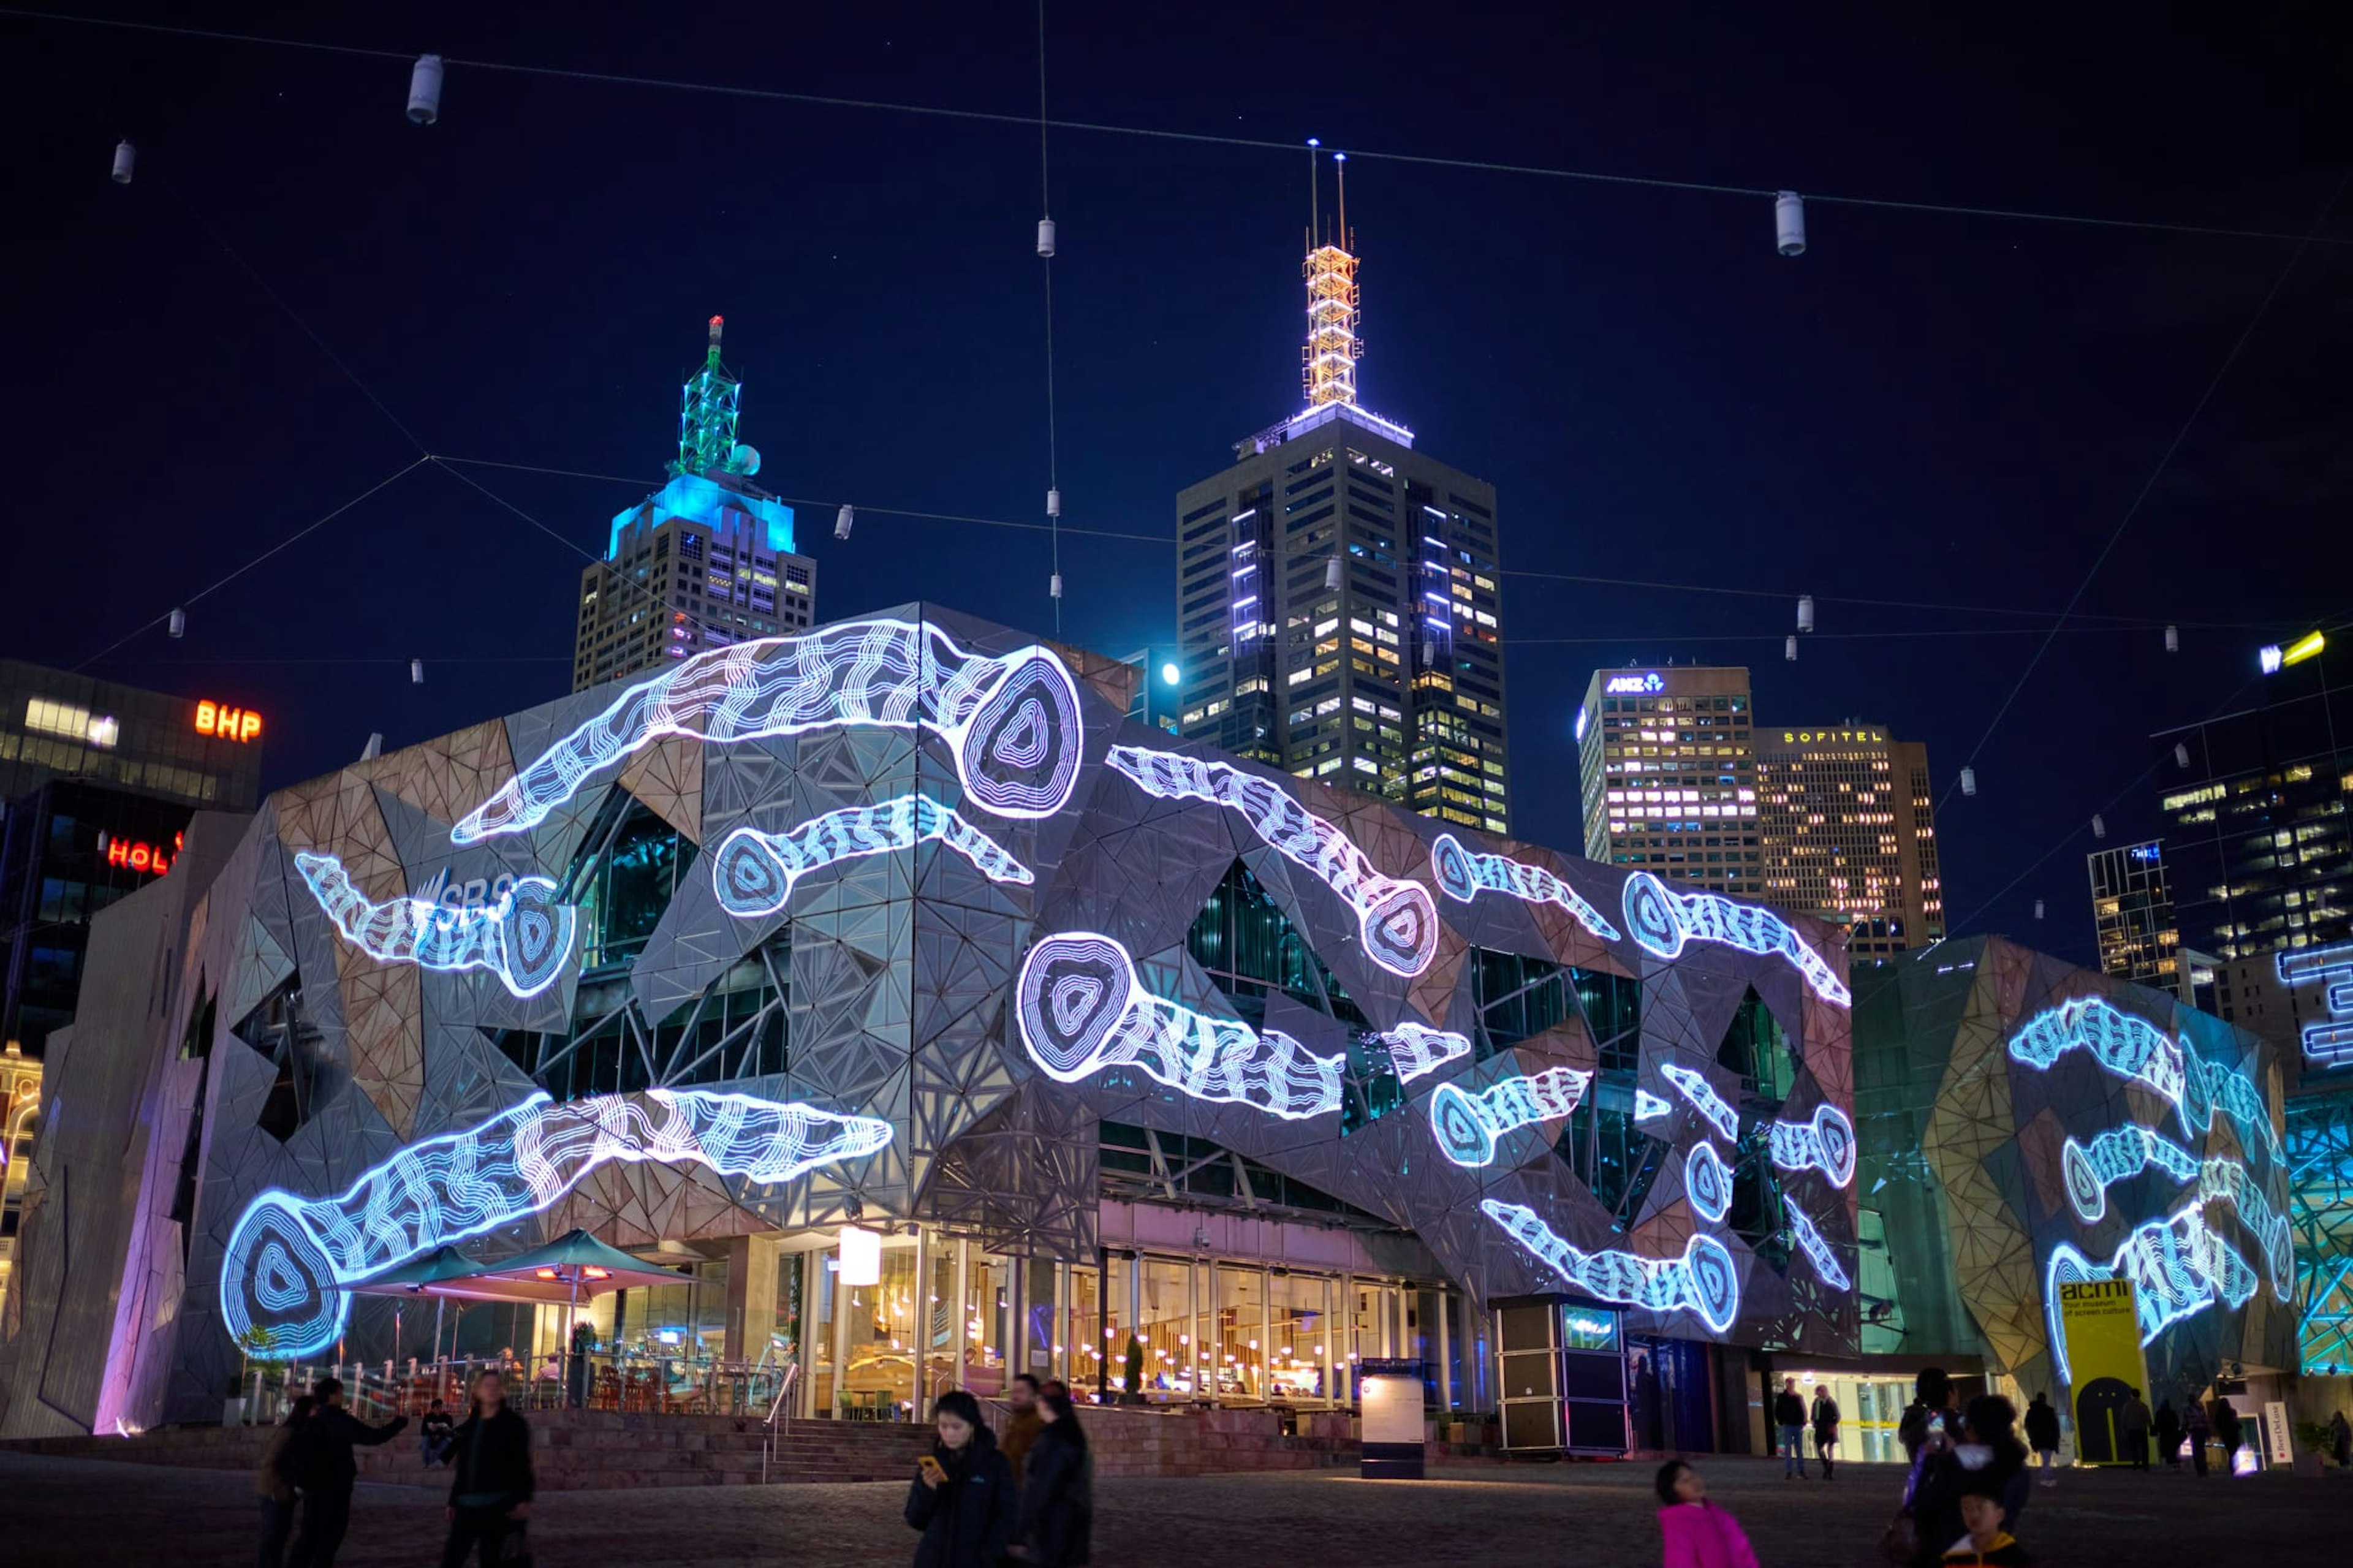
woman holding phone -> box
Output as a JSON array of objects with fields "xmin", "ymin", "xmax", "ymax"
[{"xmin": 905, "ymin": 1390, "xmax": 1016, "ymax": 1568}]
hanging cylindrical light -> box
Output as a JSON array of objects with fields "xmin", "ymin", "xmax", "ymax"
[
  {"xmin": 2034, "ymin": 899, "xmax": 2045, "ymax": 920},
  {"xmin": 1420, "ymin": 637, "xmax": 1437, "ymax": 667},
  {"xmin": 1049, "ymin": 572, "xmax": 1063, "ymax": 600},
  {"xmin": 834, "ymin": 504, "xmax": 854, "ymax": 540},
  {"xmin": 2164, "ymin": 624, "xmax": 2179, "ymax": 654},
  {"xmin": 1325, "ymin": 557, "xmax": 1343, "ymax": 591},
  {"xmin": 838, "ymin": 1225, "xmax": 882, "ymax": 1288},
  {"xmin": 1960, "ymin": 765, "xmax": 1977, "ymax": 797},
  {"xmin": 2091, "ymin": 813, "xmax": 2107, "ymax": 839},
  {"xmin": 1785, "ymin": 634, "xmax": 1798, "ymax": 662},
  {"xmin": 96, "ymin": 831, "xmax": 112, "ymax": 857},
  {"xmin": 112, "ymin": 139, "xmax": 136, "ymax": 185},
  {"xmin": 410, "ymin": 659, "xmax": 424, "ymax": 685},
  {"xmin": 407, "ymin": 55, "xmax": 445, "ymax": 124},
  {"xmin": 1775, "ymin": 191, "xmax": 1807, "ymax": 257},
  {"xmin": 167, "ymin": 607, "xmax": 186, "ymax": 639},
  {"xmin": 1797, "ymin": 594, "xmax": 1815, "ymax": 634},
  {"xmin": 1037, "ymin": 216, "xmax": 1056, "ymax": 258},
  {"xmin": 1046, "ymin": 488, "xmax": 1062, "ymax": 519},
  {"xmin": 2174, "ymin": 742, "xmax": 2191, "ymax": 770}
]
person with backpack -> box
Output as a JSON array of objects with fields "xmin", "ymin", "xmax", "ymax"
[
  {"xmin": 907, "ymin": 1390, "xmax": 1016, "ymax": 1568},
  {"xmin": 1773, "ymin": 1376, "xmax": 1809, "ymax": 1479},
  {"xmin": 285, "ymin": 1377, "xmax": 406, "ymax": 1568},
  {"xmin": 2022, "ymin": 1392, "xmax": 2060, "ymax": 1485},
  {"xmin": 438, "ymin": 1369, "xmax": 534, "ymax": 1568},
  {"xmin": 1014, "ymin": 1387, "xmax": 1093, "ymax": 1567},
  {"xmin": 1810, "ymin": 1384, "xmax": 1841, "ymax": 1482},
  {"xmin": 254, "ymin": 1395, "xmax": 315, "ymax": 1568}
]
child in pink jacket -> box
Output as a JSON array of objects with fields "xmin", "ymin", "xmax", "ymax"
[{"xmin": 1656, "ymin": 1460, "xmax": 1761, "ymax": 1568}]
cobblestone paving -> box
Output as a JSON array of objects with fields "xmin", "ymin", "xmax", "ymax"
[{"xmin": 5, "ymin": 1450, "xmax": 2343, "ymax": 1566}]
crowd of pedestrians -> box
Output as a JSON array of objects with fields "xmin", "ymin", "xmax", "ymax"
[{"xmin": 906, "ymin": 1374, "xmax": 1094, "ymax": 1567}]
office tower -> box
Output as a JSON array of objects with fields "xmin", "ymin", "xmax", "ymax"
[
  {"xmin": 1173, "ymin": 177, "xmax": 1507, "ymax": 832},
  {"xmin": 1754, "ymin": 724, "xmax": 1946, "ymax": 957},
  {"xmin": 1573, "ymin": 666, "xmax": 1760, "ymax": 895},
  {"xmin": 2153, "ymin": 642, "xmax": 2351, "ymax": 961},
  {"xmin": 2086, "ymin": 840, "xmax": 2178, "ymax": 987},
  {"xmin": 572, "ymin": 316, "xmax": 817, "ymax": 693},
  {"xmin": 0, "ymin": 660, "xmax": 263, "ymax": 810}
]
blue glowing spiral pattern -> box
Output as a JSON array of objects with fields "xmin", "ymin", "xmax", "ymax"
[
  {"xmin": 1620, "ymin": 871, "xmax": 1849, "ymax": 1007},
  {"xmin": 1382, "ymin": 1022, "xmax": 1472, "ymax": 1084},
  {"xmin": 2044, "ymin": 1203, "xmax": 2261, "ymax": 1385},
  {"xmin": 2007, "ymin": 996, "xmax": 2278, "ymax": 1159},
  {"xmin": 221, "ymin": 1089, "xmax": 892, "ymax": 1355},
  {"xmin": 1684, "ymin": 1141, "xmax": 1732, "ymax": 1222},
  {"xmin": 1787, "ymin": 1203, "xmax": 1851, "ymax": 1290},
  {"xmin": 1427, "ymin": 1066, "xmax": 1593, "ymax": 1167},
  {"xmin": 2061, "ymin": 1124, "xmax": 2200, "ymax": 1224},
  {"xmin": 1482, "ymin": 1199, "xmax": 1741, "ymax": 1335},
  {"xmin": 1427, "ymin": 832, "xmax": 1622, "ymax": 942},
  {"xmin": 1767, "ymin": 1103, "xmax": 1858, "ymax": 1188},
  {"xmin": 1103, "ymin": 746, "xmax": 1438, "ymax": 977},
  {"xmin": 711, "ymin": 795, "xmax": 1034, "ymax": 918},
  {"xmin": 294, "ymin": 851, "xmax": 575, "ymax": 999},
  {"xmin": 1659, "ymin": 1062, "xmax": 1741, "ymax": 1143},
  {"xmin": 452, "ymin": 618, "xmax": 1083, "ymax": 844}
]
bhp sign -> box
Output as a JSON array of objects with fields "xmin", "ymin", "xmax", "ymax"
[{"xmin": 195, "ymin": 700, "xmax": 263, "ymax": 743}]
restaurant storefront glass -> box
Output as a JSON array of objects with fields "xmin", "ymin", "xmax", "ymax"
[
  {"xmin": 1064, "ymin": 1263, "xmax": 1102, "ymax": 1392},
  {"xmin": 964, "ymin": 1251, "xmax": 1012, "ymax": 1396},
  {"xmin": 1214, "ymin": 1263, "xmax": 1266, "ymax": 1399},
  {"xmin": 1137, "ymin": 1257, "xmax": 1192, "ymax": 1396},
  {"xmin": 1781, "ymin": 1368, "xmax": 1915, "ymax": 1463},
  {"xmin": 836, "ymin": 1238, "xmax": 919, "ymax": 1419},
  {"xmin": 1270, "ymin": 1271, "xmax": 1329, "ymax": 1400},
  {"xmin": 922, "ymin": 1239, "xmax": 958, "ymax": 1407}
]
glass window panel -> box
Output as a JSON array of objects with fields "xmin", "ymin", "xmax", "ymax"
[{"xmin": 1214, "ymin": 1263, "xmax": 1267, "ymax": 1401}]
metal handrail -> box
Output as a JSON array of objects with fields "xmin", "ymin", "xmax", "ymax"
[{"xmin": 760, "ymin": 1363, "xmax": 801, "ymax": 1484}]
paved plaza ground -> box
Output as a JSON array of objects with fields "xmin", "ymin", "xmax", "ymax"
[{"xmin": 2, "ymin": 1449, "xmax": 2340, "ymax": 1566}]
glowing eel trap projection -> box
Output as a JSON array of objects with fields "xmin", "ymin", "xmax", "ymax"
[{"xmin": 1483, "ymin": 1199, "xmax": 1740, "ymax": 1335}]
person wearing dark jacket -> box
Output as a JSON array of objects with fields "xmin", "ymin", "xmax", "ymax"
[
  {"xmin": 439, "ymin": 1370, "xmax": 534, "ymax": 1568},
  {"xmin": 2210, "ymin": 1398, "xmax": 2243, "ymax": 1466},
  {"xmin": 255, "ymin": 1396, "xmax": 315, "ymax": 1568},
  {"xmin": 2022, "ymin": 1393, "xmax": 2060, "ymax": 1485},
  {"xmin": 2153, "ymin": 1399, "xmax": 2181, "ymax": 1471},
  {"xmin": 1016, "ymin": 1388, "xmax": 1093, "ymax": 1567},
  {"xmin": 1001, "ymin": 1374, "xmax": 1046, "ymax": 1488},
  {"xmin": 285, "ymin": 1378, "xmax": 406, "ymax": 1568},
  {"xmin": 1773, "ymin": 1377, "xmax": 1809, "ymax": 1479},
  {"xmin": 907, "ymin": 1390, "xmax": 1017, "ymax": 1568},
  {"xmin": 1809, "ymin": 1385, "xmax": 1841, "ymax": 1482},
  {"xmin": 1904, "ymin": 1396, "xmax": 2028, "ymax": 1568}
]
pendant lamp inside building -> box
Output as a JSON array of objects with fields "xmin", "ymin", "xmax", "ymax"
[
  {"xmin": 838, "ymin": 1225, "xmax": 881, "ymax": 1288},
  {"xmin": 407, "ymin": 55, "xmax": 445, "ymax": 124}
]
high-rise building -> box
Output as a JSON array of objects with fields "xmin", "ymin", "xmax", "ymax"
[
  {"xmin": 1173, "ymin": 178, "xmax": 1507, "ymax": 832},
  {"xmin": 1573, "ymin": 666, "xmax": 1760, "ymax": 895},
  {"xmin": 2152, "ymin": 643, "xmax": 2351, "ymax": 962},
  {"xmin": 1, "ymin": 660, "xmax": 263, "ymax": 810},
  {"xmin": 1755, "ymin": 724, "xmax": 1944, "ymax": 957},
  {"xmin": 572, "ymin": 316, "xmax": 817, "ymax": 692},
  {"xmin": 2086, "ymin": 839, "xmax": 2178, "ymax": 988}
]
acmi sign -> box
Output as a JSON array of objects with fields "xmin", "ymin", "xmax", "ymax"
[{"xmin": 1604, "ymin": 672, "xmax": 1665, "ymax": 695}]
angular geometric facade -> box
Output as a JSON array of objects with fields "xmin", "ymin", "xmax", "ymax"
[
  {"xmin": 1, "ymin": 605, "xmax": 1864, "ymax": 1433},
  {"xmin": 1855, "ymin": 938, "xmax": 2296, "ymax": 1401}
]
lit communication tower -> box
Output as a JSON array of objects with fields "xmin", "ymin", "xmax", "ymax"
[
  {"xmin": 671, "ymin": 314, "xmax": 743, "ymax": 479},
  {"xmin": 1302, "ymin": 157, "xmax": 1362, "ymax": 409}
]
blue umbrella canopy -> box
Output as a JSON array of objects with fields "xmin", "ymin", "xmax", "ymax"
[
  {"xmin": 349, "ymin": 1244, "xmax": 495, "ymax": 1295},
  {"xmin": 474, "ymin": 1229, "xmax": 687, "ymax": 1295}
]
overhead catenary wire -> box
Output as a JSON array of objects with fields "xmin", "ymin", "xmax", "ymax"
[
  {"xmin": 1036, "ymin": 0, "xmax": 1063, "ymax": 633},
  {"xmin": 12, "ymin": 6, "xmax": 2353, "ymax": 249}
]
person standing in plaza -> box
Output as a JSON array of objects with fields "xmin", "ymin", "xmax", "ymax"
[
  {"xmin": 1001, "ymin": 1374, "xmax": 1046, "ymax": 1488},
  {"xmin": 2182, "ymin": 1397, "xmax": 2211, "ymax": 1476},
  {"xmin": 1654, "ymin": 1460, "xmax": 1759, "ymax": 1568},
  {"xmin": 1015, "ymin": 1387, "xmax": 1093, "ymax": 1567},
  {"xmin": 907, "ymin": 1390, "xmax": 1016, "ymax": 1568},
  {"xmin": 284, "ymin": 1377, "xmax": 407, "ymax": 1568},
  {"xmin": 2153, "ymin": 1399, "xmax": 2181, "ymax": 1471},
  {"xmin": 438, "ymin": 1369, "xmax": 534, "ymax": 1568},
  {"xmin": 1773, "ymin": 1376, "xmax": 1809, "ymax": 1479},
  {"xmin": 2021, "ymin": 1392, "xmax": 2059, "ymax": 1485},
  {"xmin": 254, "ymin": 1395, "xmax": 315, "ymax": 1568},
  {"xmin": 2210, "ymin": 1398, "xmax": 2243, "ymax": 1469},
  {"xmin": 1901, "ymin": 1368, "xmax": 1959, "ymax": 1463},
  {"xmin": 1809, "ymin": 1384, "xmax": 1840, "ymax": 1482},
  {"xmin": 2331, "ymin": 1409, "xmax": 2351, "ymax": 1469},
  {"xmin": 2118, "ymin": 1388, "xmax": 2151, "ymax": 1471}
]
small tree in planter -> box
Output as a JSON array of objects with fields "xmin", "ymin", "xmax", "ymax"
[{"xmin": 1122, "ymin": 1337, "xmax": 1146, "ymax": 1405}]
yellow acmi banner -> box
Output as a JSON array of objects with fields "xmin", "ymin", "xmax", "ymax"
[{"xmin": 2059, "ymin": 1278, "xmax": 2150, "ymax": 1465}]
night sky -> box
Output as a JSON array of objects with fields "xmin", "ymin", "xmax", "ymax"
[{"xmin": 6, "ymin": 3, "xmax": 2347, "ymax": 969}]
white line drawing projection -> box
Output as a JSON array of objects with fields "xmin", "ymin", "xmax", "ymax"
[
  {"xmin": 2044, "ymin": 1204, "xmax": 2260, "ymax": 1384},
  {"xmin": 1428, "ymin": 1066, "xmax": 1593, "ymax": 1167},
  {"xmin": 1787, "ymin": 1203, "xmax": 1852, "ymax": 1290},
  {"xmin": 711, "ymin": 795, "xmax": 1035, "ymax": 918},
  {"xmin": 295, "ymin": 850, "xmax": 575, "ymax": 999},
  {"xmin": 2194, "ymin": 1157, "xmax": 2295, "ymax": 1298},
  {"xmin": 1382, "ymin": 1022, "xmax": 1472, "ymax": 1083},
  {"xmin": 1482, "ymin": 1199, "xmax": 1740, "ymax": 1335},
  {"xmin": 2007, "ymin": 996, "xmax": 2279, "ymax": 1159},
  {"xmin": 1103, "ymin": 745, "xmax": 1438, "ymax": 977},
  {"xmin": 1015, "ymin": 932, "xmax": 1344, "ymax": 1121},
  {"xmin": 221, "ymin": 1089, "xmax": 893, "ymax": 1356},
  {"xmin": 1633, "ymin": 1089, "xmax": 1672, "ymax": 1122},
  {"xmin": 1427, "ymin": 831, "xmax": 1622, "ymax": 942},
  {"xmin": 1768, "ymin": 1103, "xmax": 1859, "ymax": 1188},
  {"xmin": 2062, "ymin": 1124, "xmax": 2200, "ymax": 1223},
  {"xmin": 1620, "ymin": 871, "xmax": 1850, "ymax": 1007},
  {"xmin": 1685, "ymin": 1141, "xmax": 1732, "ymax": 1221},
  {"xmin": 1659, "ymin": 1062, "xmax": 1741, "ymax": 1143},
  {"xmin": 453, "ymin": 618, "xmax": 1084, "ymax": 844}
]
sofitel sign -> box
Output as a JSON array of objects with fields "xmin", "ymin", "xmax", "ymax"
[{"xmin": 195, "ymin": 700, "xmax": 263, "ymax": 743}]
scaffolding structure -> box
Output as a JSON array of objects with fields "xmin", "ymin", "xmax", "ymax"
[{"xmin": 672, "ymin": 314, "xmax": 743, "ymax": 480}]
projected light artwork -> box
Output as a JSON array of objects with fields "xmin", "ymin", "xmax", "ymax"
[
  {"xmin": 1685, "ymin": 1141, "xmax": 1731, "ymax": 1222},
  {"xmin": 1483, "ymin": 1199, "xmax": 1740, "ymax": 1335},
  {"xmin": 2278, "ymin": 942, "xmax": 2353, "ymax": 1065},
  {"xmin": 1382, "ymin": 1022, "xmax": 1472, "ymax": 1083},
  {"xmin": 711, "ymin": 795, "xmax": 1034, "ymax": 917},
  {"xmin": 1659, "ymin": 1062, "xmax": 1741, "ymax": 1143},
  {"xmin": 2006, "ymin": 997, "xmax": 2277, "ymax": 1159},
  {"xmin": 1428, "ymin": 1066, "xmax": 1593, "ymax": 1167},
  {"xmin": 221, "ymin": 1089, "xmax": 892, "ymax": 1355},
  {"xmin": 1634, "ymin": 1089, "xmax": 1671, "ymax": 1122},
  {"xmin": 1787, "ymin": 1203, "xmax": 1852, "ymax": 1290},
  {"xmin": 453, "ymin": 619, "xmax": 1083, "ymax": 844},
  {"xmin": 1427, "ymin": 832, "xmax": 1622, "ymax": 942},
  {"xmin": 1104, "ymin": 745, "xmax": 1437, "ymax": 977},
  {"xmin": 1620, "ymin": 871, "xmax": 1849, "ymax": 1006},
  {"xmin": 294, "ymin": 851, "xmax": 575, "ymax": 999},
  {"xmin": 2195, "ymin": 1157, "xmax": 2295, "ymax": 1298},
  {"xmin": 2061, "ymin": 1124, "xmax": 2200, "ymax": 1224},
  {"xmin": 1768, "ymin": 1103, "xmax": 1858, "ymax": 1188},
  {"xmin": 2044, "ymin": 1203, "xmax": 2260, "ymax": 1384},
  {"xmin": 1015, "ymin": 932, "xmax": 1343, "ymax": 1120}
]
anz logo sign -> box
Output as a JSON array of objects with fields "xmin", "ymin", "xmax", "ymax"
[{"xmin": 1604, "ymin": 672, "xmax": 1665, "ymax": 695}]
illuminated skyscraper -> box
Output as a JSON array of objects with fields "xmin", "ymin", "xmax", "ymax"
[
  {"xmin": 2086, "ymin": 840, "xmax": 2179, "ymax": 988},
  {"xmin": 1173, "ymin": 169, "xmax": 1507, "ymax": 831},
  {"xmin": 1753, "ymin": 724, "xmax": 1944, "ymax": 958},
  {"xmin": 571, "ymin": 317, "xmax": 817, "ymax": 693},
  {"xmin": 1574, "ymin": 667, "xmax": 1760, "ymax": 896}
]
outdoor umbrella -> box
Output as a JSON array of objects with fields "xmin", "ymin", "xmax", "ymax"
[{"xmin": 350, "ymin": 1243, "xmax": 495, "ymax": 1365}]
